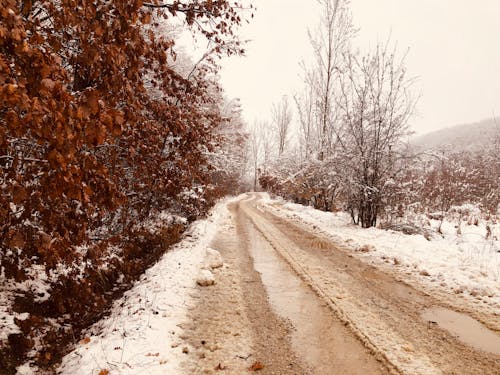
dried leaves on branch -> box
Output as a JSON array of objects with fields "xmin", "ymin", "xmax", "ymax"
[{"xmin": 1, "ymin": 0, "xmax": 249, "ymax": 371}]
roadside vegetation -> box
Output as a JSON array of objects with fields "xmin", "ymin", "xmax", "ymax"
[
  {"xmin": 253, "ymin": 0, "xmax": 499, "ymax": 234},
  {"xmin": 0, "ymin": 1, "xmax": 250, "ymax": 372}
]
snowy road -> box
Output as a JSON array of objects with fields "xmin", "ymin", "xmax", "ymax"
[
  {"xmin": 185, "ymin": 194, "xmax": 500, "ymax": 374},
  {"xmin": 58, "ymin": 193, "xmax": 500, "ymax": 375}
]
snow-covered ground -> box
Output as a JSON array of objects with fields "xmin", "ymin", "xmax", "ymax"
[
  {"xmin": 36, "ymin": 198, "xmax": 234, "ymax": 375},
  {"xmin": 264, "ymin": 196, "xmax": 500, "ymax": 320}
]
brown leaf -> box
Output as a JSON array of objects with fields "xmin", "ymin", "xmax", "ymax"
[
  {"xmin": 100, "ymin": 112, "xmax": 113, "ymax": 127},
  {"xmin": 94, "ymin": 25, "xmax": 104, "ymax": 37},
  {"xmin": 82, "ymin": 184, "xmax": 93, "ymax": 203},
  {"xmin": 86, "ymin": 90, "xmax": 99, "ymax": 115},
  {"xmin": 114, "ymin": 112, "xmax": 124, "ymax": 128},
  {"xmin": 98, "ymin": 370, "xmax": 109, "ymax": 375},
  {"xmin": 39, "ymin": 61, "xmax": 51, "ymax": 77},
  {"xmin": 142, "ymin": 13, "xmax": 152, "ymax": 24},
  {"xmin": 12, "ymin": 185, "xmax": 28, "ymax": 204},
  {"xmin": 38, "ymin": 231, "xmax": 52, "ymax": 250},
  {"xmin": 96, "ymin": 124, "xmax": 106, "ymax": 144},
  {"xmin": 47, "ymin": 149, "xmax": 65, "ymax": 169},
  {"xmin": 10, "ymin": 28, "xmax": 23, "ymax": 42},
  {"xmin": 41, "ymin": 78, "xmax": 55, "ymax": 91},
  {"xmin": 79, "ymin": 337, "xmax": 91, "ymax": 345},
  {"xmin": 249, "ymin": 361, "xmax": 264, "ymax": 371},
  {"xmin": 9, "ymin": 231, "xmax": 25, "ymax": 249},
  {"xmin": 77, "ymin": 106, "xmax": 88, "ymax": 119},
  {"xmin": 6, "ymin": 83, "xmax": 17, "ymax": 95},
  {"xmin": 114, "ymin": 112, "xmax": 124, "ymax": 125}
]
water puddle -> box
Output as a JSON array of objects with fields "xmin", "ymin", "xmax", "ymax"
[
  {"xmin": 422, "ymin": 307, "xmax": 500, "ymax": 355},
  {"xmin": 246, "ymin": 224, "xmax": 384, "ymax": 374}
]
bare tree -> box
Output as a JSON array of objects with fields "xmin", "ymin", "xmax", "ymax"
[
  {"xmin": 336, "ymin": 42, "xmax": 417, "ymax": 227},
  {"xmin": 261, "ymin": 1, "xmax": 417, "ymax": 230},
  {"xmin": 294, "ymin": 84, "xmax": 316, "ymax": 160},
  {"xmin": 248, "ymin": 122, "xmax": 262, "ymax": 191},
  {"xmin": 209, "ymin": 98, "xmax": 248, "ymax": 192},
  {"xmin": 258, "ymin": 120, "xmax": 274, "ymax": 168},
  {"xmin": 246, "ymin": 119, "xmax": 276, "ymax": 191},
  {"xmin": 302, "ymin": 0, "xmax": 355, "ymax": 160},
  {"xmin": 271, "ymin": 96, "xmax": 293, "ymax": 156}
]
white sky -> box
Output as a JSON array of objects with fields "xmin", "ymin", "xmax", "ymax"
[{"xmin": 218, "ymin": 0, "xmax": 500, "ymax": 135}]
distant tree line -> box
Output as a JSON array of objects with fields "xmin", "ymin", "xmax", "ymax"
[{"xmin": 256, "ymin": 0, "xmax": 499, "ymax": 227}]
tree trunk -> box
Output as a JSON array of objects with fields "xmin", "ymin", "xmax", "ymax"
[{"xmin": 359, "ymin": 201, "xmax": 378, "ymax": 228}]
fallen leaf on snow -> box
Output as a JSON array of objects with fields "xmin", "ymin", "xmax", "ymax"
[
  {"xmin": 79, "ymin": 337, "xmax": 91, "ymax": 345},
  {"xmin": 249, "ymin": 361, "xmax": 264, "ymax": 371}
]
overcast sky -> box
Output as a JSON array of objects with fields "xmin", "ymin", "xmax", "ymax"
[{"xmin": 218, "ymin": 0, "xmax": 500, "ymax": 135}]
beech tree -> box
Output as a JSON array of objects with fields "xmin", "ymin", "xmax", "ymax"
[
  {"xmin": 0, "ymin": 0, "xmax": 249, "ymax": 370},
  {"xmin": 1, "ymin": 0, "xmax": 247, "ymax": 270}
]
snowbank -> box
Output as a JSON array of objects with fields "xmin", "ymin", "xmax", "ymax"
[
  {"xmin": 196, "ymin": 269, "xmax": 216, "ymax": 286},
  {"xmin": 52, "ymin": 198, "xmax": 234, "ymax": 375},
  {"xmin": 267, "ymin": 200, "xmax": 500, "ymax": 316},
  {"xmin": 204, "ymin": 248, "xmax": 223, "ymax": 269}
]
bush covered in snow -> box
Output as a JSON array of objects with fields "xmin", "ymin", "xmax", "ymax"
[{"xmin": 260, "ymin": 146, "xmax": 500, "ymax": 236}]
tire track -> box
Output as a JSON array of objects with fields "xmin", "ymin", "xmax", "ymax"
[{"xmin": 240, "ymin": 194, "xmax": 500, "ymax": 375}]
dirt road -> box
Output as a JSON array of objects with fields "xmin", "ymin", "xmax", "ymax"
[{"xmin": 181, "ymin": 194, "xmax": 500, "ymax": 374}]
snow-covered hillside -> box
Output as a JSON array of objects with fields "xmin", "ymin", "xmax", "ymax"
[{"xmin": 412, "ymin": 118, "xmax": 499, "ymax": 151}]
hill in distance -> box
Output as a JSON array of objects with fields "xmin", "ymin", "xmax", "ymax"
[{"xmin": 412, "ymin": 118, "xmax": 500, "ymax": 152}]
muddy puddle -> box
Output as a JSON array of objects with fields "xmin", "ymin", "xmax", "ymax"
[
  {"xmin": 245, "ymin": 223, "xmax": 385, "ymax": 375},
  {"xmin": 422, "ymin": 307, "xmax": 500, "ymax": 355}
]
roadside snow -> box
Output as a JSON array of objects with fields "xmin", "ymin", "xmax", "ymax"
[
  {"xmin": 196, "ymin": 269, "xmax": 215, "ymax": 286},
  {"xmin": 0, "ymin": 266, "xmax": 51, "ymax": 345},
  {"xmin": 204, "ymin": 248, "xmax": 223, "ymax": 269},
  {"xmin": 0, "ymin": 290, "xmax": 27, "ymax": 342},
  {"xmin": 53, "ymin": 198, "xmax": 233, "ymax": 375},
  {"xmin": 265, "ymin": 198, "xmax": 500, "ymax": 319}
]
